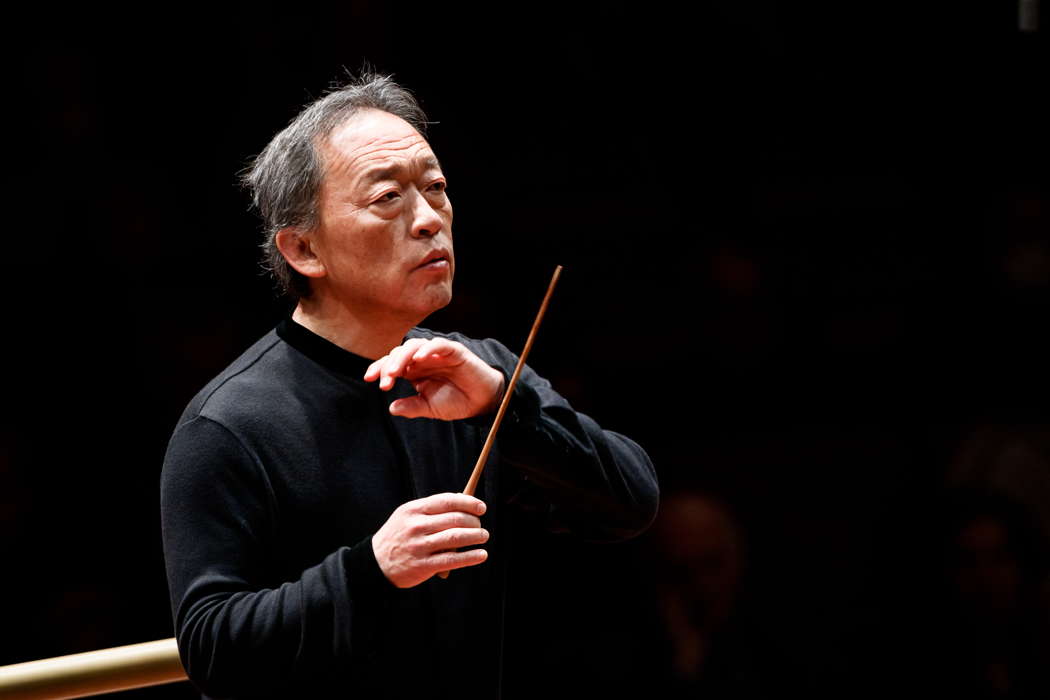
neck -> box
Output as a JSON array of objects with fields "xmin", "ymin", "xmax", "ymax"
[{"xmin": 292, "ymin": 293, "xmax": 416, "ymax": 360}]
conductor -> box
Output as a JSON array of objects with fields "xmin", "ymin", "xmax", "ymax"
[{"xmin": 160, "ymin": 73, "xmax": 659, "ymax": 699}]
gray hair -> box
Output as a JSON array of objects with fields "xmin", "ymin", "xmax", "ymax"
[{"xmin": 243, "ymin": 73, "xmax": 429, "ymax": 299}]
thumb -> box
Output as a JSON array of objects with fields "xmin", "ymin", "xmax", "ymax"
[{"xmin": 389, "ymin": 396, "xmax": 433, "ymax": 419}]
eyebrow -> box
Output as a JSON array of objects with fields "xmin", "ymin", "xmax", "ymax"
[{"xmin": 359, "ymin": 156, "xmax": 444, "ymax": 185}]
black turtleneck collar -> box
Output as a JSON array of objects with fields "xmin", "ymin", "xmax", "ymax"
[{"xmin": 276, "ymin": 317, "xmax": 376, "ymax": 380}]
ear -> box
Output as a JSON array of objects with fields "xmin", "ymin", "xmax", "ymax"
[{"xmin": 275, "ymin": 227, "xmax": 326, "ymax": 279}]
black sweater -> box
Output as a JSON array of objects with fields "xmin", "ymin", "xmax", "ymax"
[{"xmin": 160, "ymin": 319, "xmax": 658, "ymax": 698}]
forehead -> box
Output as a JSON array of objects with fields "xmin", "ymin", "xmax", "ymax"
[{"xmin": 322, "ymin": 109, "xmax": 435, "ymax": 180}]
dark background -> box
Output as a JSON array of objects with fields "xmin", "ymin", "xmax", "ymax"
[{"xmin": 5, "ymin": 1, "xmax": 1048, "ymax": 697}]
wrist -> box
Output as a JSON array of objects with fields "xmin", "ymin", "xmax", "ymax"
[
  {"xmin": 354, "ymin": 534, "xmax": 398, "ymax": 592},
  {"xmin": 484, "ymin": 365, "xmax": 507, "ymax": 415}
]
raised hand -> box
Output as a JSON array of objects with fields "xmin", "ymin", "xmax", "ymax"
[{"xmin": 364, "ymin": 337, "xmax": 504, "ymax": 420}]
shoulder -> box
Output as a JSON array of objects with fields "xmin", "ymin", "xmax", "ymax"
[{"xmin": 174, "ymin": 328, "xmax": 307, "ymax": 434}]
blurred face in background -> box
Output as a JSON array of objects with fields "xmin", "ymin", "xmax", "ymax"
[
  {"xmin": 950, "ymin": 514, "xmax": 1022, "ymax": 625},
  {"xmin": 655, "ymin": 492, "xmax": 743, "ymax": 631}
]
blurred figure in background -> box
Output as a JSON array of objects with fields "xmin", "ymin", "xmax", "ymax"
[
  {"xmin": 932, "ymin": 425, "xmax": 1050, "ymax": 697},
  {"xmin": 655, "ymin": 492, "xmax": 742, "ymax": 686},
  {"xmin": 646, "ymin": 489, "xmax": 809, "ymax": 697},
  {"xmin": 927, "ymin": 487, "xmax": 1050, "ymax": 699}
]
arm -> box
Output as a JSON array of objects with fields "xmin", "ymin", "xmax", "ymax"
[
  {"xmin": 474, "ymin": 337, "xmax": 659, "ymax": 541},
  {"xmin": 365, "ymin": 334, "xmax": 660, "ymax": 542},
  {"xmin": 160, "ymin": 415, "xmax": 488, "ymax": 696},
  {"xmin": 160, "ymin": 416, "xmax": 382, "ymax": 696}
]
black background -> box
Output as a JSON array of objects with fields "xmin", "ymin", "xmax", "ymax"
[{"xmin": 5, "ymin": 2, "xmax": 1048, "ymax": 697}]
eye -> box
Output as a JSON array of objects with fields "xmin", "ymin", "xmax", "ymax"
[
  {"xmin": 427, "ymin": 180, "xmax": 447, "ymax": 194},
  {"xmin": 374, "ymin": 190, "xmax": 401, "ymax": 204}
]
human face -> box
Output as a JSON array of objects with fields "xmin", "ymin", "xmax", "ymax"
[{"xmin": 311, "ymin": 109, "xmax": 453, "ymax": 325}]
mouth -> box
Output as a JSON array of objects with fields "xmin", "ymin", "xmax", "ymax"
[{"xmin": 415, "ymin": 249, "xmax": 452, "ymax": 271}]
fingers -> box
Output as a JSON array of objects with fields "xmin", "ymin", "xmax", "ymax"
[
  {"xmin": 426, "ymin": 525, "xmax": 490, "ymax": 551},
  {"xmin": 363, "ymin": 338, "xmax": 466, "ymax": 390},
  {"xmin": 409, "ymin": 338, "xmax": 460, "ymax": 365},
  {"xmin": 364, "ymin": 338, "xmax": 428, "ymax": 390},
  {"xmin": 417, "ymin": 492, "xmax": 486, "ymax": 516},
  {"xmin": 416, "ymin": 510, "xmax": 482, "ymax": 533},
  {"xmin": 431, "ymin": 547, "xmax": 488, "ymax": 573}
]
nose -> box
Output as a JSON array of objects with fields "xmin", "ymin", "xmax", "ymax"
[{"xmin": 410, "ymin": 188, "xmax": 443, "ymax": 239}]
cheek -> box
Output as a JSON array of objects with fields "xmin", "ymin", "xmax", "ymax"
[{"xmin": 320, "ymin": 223, "xmax": 396, "ymax": 274}]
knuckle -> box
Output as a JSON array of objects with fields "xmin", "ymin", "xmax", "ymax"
[
  {"xmin": 404, "ymin": 515, "xmax": 425, "ymax": 535},
  {"xmin": 419, "ymin": 532, "xmax": 437, "ymax": 551},
  {"xmin": 416, "ymin": 515, "xmax": 435, "ymax": 534}
]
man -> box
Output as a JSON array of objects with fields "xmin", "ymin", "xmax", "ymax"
[{"xmin": 160, "ymin": 73, "xmax": 659, "ymax": 699}]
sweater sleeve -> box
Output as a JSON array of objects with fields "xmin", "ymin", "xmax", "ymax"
[
  {"xmin": 468, "ymin": 337, "xmax": 660, "ymax": 542},
  {"xmin": 160, "ymin": 415, "xmax": 391, "ymax": 697}
]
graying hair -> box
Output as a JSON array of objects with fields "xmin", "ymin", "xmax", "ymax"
[{"xmin": 243, "ymin": 73, "xmax": 429, "ymax": 299}]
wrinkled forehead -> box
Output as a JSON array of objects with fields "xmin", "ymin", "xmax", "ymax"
[{"xmin": 321, "ymin": 108, "xmax": 437, "ymax": 178}]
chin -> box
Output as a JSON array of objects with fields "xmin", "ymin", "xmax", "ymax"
[
  {"xmin": 411, "ymin": 286, "xmax": 453, "ymax": 321},
  {"xmin": 430, "ymin": 287, "xmax": 454, "ymax": 313}
]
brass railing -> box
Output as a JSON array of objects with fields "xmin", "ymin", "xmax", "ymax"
[{"xmin": 0, "ymin": 638, "xmax": 187, "ymax": 699}]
